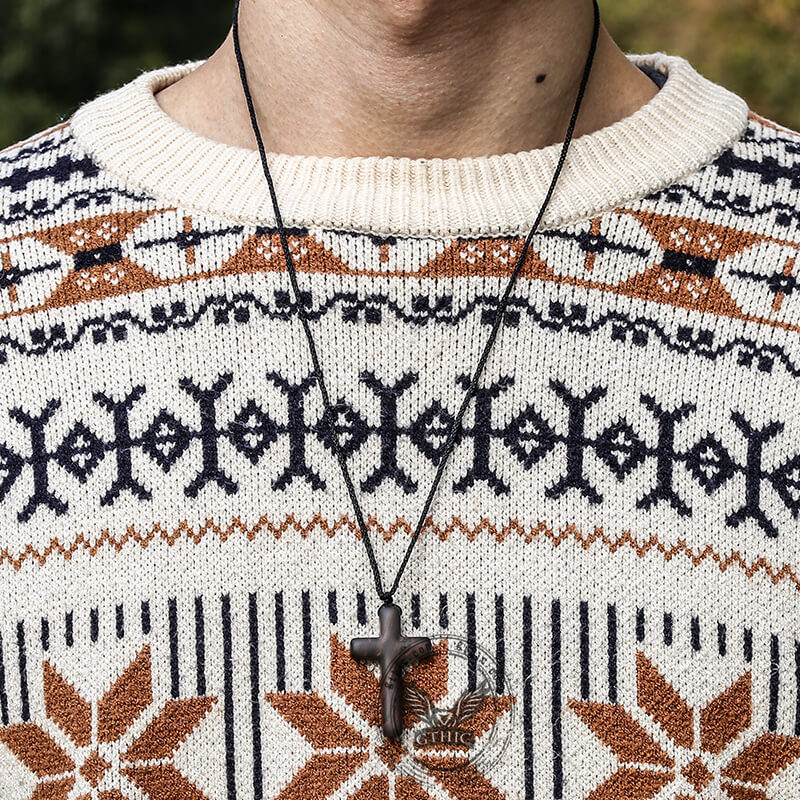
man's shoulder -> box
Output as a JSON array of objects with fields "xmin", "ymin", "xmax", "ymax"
[
  {"xmin": 0, "ymin": 120, "xmax": 72, "ymax": 157},
  {"xmin": 646, "ymin": 108, "xmax": 799, "ymax": 234},
  {"xmin": 716, "ymin": 110, "xmax": 800, "ymax": 215},
  {"xmin": 732, "ymin": 110, "xmax": 800, "ymax": 172},
  {"xmin": 0, "ymin": 114, "xmax": 164, "ymax": 243},
  {"xmin": 746, "ymin": 111, "xmax": 800, "ymax": 141},
  {"xmin": 0, "ymin": 119, "xmax": 105, "ymax": 231},
  {"xmin": 0, "ymin": 119, "xmax": 77, "ymax": 179}
]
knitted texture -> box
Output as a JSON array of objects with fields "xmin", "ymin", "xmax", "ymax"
[{"xmin": 0, "ymin": 53, "xmax": 799, "ymax": 800}]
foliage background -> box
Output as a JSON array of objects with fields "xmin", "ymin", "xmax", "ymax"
[{"xmin": 1, "ymin": 0, "xmax": 798, "ymax": 149}]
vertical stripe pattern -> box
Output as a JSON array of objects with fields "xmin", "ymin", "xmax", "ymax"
[
  {"xmin": 16, "ymin": 622, "xmax": 29, "ymax": 722},
  {"xmin": 249, "ymin": 593, "xmax": 263, "ymax": 800},
  {"xmin": 141, "ymin": 600, "xmax": 151, "ymax": 635},
  {"xmin": 494, "ymin": 593, "xmax": 505, "ymax": 693},
  {"xmin": 0, "ymin": 631, "xmax": 8, "ymax": 725},
  {"xmin": 328, "ymin": 590, "xmax": 338, "ymax": 625},
  {"xmin": 579, "ymin": 601, "xmax": 590, "ymax": 701},
  {"xmin": 551, "ymin": 599, "xmax": 563, "ymax": 799},
  {"xmin": 466, "ymin": 592, "xmax": 477, "ymax": 692},
  {"xmin": 691, "ymin": 615, "xmax": 701, "ymax": 651},
  {"xmin": 356, "ymin": 591, "xmax": 366, "ymax": 626},
  {"xmin": 410, "ymin": 593, "xmax": 420, "ymax": 629},
  {"xmin": 65, "ymin": 611, "xmax": 73, "ymax": 648},
  {"xmin": 769, "ymin": 634, "xmax": 780, "ymax": 732},
  {"xmin": 607, "ymin": 604, "xmax": 617, "ymax": 704},
  {"xmin": 302, "ymin": 590, "xmax": 312, "ymax": 692},
  {"xmin": 275, "ymin": 591, "xmax": 285, "ymax": 693},
  {"xmin": 522, "ymin": 595, "xmax": 534, "ymax": 800},
  {"xmin": 744, "ymin": 627, "xmax": 753, "ymax": 663},
  {"xmin": 222, "ymin": 593, "xmax": 236, "ymax": 800},
  {"xmin": 195, "ymin": 595, "xmax": 206, "ymax": 696},
  {"xmin": 169, "ymin": 596, "xmax": 179, "ymax": 699}
]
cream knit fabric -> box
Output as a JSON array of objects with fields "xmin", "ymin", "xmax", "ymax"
[{"xmin": 1, "ymin": 53, "xmax": 799, "ymax": 800}]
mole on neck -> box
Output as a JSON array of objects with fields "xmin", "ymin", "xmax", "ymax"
[{"xmin": 155, "ymin": 0, "xmax": 658, "ymax": 159}]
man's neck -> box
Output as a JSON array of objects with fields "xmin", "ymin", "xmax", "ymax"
[{"xmin": 155, "ymin": 0, "xmax": 658, "ymax": 159}]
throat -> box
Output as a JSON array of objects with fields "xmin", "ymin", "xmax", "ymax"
[{"xmin": 155, "ymin": 0, "xmax": 658, "ymax": 158}]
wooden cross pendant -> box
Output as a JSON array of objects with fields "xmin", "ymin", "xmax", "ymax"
[{"xmin": 350, "ymin": 602, "xmax": 433, "ymax": 738}]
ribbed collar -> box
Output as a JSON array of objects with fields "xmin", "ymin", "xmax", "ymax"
[{"xmin": 70, "ymin": 53, "xmax": 748, "ymax": 238}]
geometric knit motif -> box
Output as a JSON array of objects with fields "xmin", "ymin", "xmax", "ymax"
[
  {"xmin": 1, "ymin": 121, "xmax": 799, "ymax": 540},
  {"xmin": 0, "ymin": 361, "xmax": 799, "ymax": 536},
  {"xmin": 1, "ymin": 58, "xmax": 800, "ymax": 800}
]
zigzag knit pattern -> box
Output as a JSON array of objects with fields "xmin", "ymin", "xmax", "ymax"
[{"xmin": 0, "ymin": 54, "xmax": 799, "ymax": 800}]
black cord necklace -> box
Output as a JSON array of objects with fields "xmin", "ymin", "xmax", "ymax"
[{"xmin": 232, "ymin": 0, "xmax": 600, "ymax": 738}]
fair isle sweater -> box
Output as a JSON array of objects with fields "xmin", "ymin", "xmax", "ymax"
[{"xmin": 1, "ymin": 51, "xmax": 800, "ymax": 800}]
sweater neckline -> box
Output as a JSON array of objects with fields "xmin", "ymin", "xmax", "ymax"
[{"xmin": 70, "ymin": 53, "xmax": 748, "ymax": 238}]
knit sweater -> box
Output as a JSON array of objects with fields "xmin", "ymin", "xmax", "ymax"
[{"xmin": 1, "ymin": 51, "xmax": 799, "ymax": 800}]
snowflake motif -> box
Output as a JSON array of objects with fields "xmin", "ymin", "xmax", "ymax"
[
  {"xmin": 569, "ymin": 650, "xmax": 800, "ymax": 800},
  {"xmin": 0, "ymin": 645, "xmax": 216, "ymax": 800},
  {"xmin": 265, "ymin": 635, "xmax": 514, "ymax": 800}
]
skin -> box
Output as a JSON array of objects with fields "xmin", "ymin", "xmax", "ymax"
[{"xmin": 155, "ymin": 0, "xmax": 659, "ymax": 159}]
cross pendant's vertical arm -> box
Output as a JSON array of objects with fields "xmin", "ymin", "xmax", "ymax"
[
  {"xmin": 379, "ymin": 658, "xmax": 404, "ymax": 738},
  {"xmin": 350, "ymin": 602, "xmax": 432, "ymax": 738}
]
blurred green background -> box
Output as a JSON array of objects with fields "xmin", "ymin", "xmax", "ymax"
[{"xmin": 1, "ymin": 0, "xmax": 798, "ymax": 149}]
